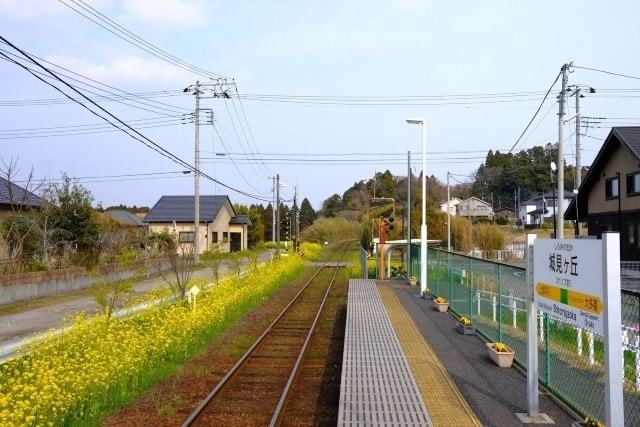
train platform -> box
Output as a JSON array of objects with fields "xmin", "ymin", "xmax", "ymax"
[{"xmin": 338, "ymin": 279, "xmax": 578, "ymax": 426}]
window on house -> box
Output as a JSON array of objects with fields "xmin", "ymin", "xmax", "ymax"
[
  {"xmin": 178, "ymin": 231, "xmax": 195, "ymax": 243},
  {"xmin": 223, "ymin": 232, "xmax": 228, "ymax": 241},
  {"xmin": 605, "ymin": 177, "xmax": 619, "ymax": 199},
  {"xmin": 627, "ymin": 172, "xmax": 640, "ymax": 196},
  {"xmin": 629, "ymin": 223, "xmax": 640, "ymax": 249},
  {"xmin": 212, "ymin": 231, "xmax": 218, "ymax": 243}
]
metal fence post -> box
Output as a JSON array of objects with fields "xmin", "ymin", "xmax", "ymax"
[
  {"xmin": 498, "ymin": 263, "xmax": 503, "ymax": 342},
  {"xmin": 544, "ymin": 313, "xmax": 551, "ymax": 386},
  {"xmin": 469, "ymin": 258, "xmax": 473, "ymax": 318},
  {"xmin": 435, "ymin": 249, "xmax": 440, "ymax": 296},
  {"xmin": 448, "ymin": 252, "xmax": 453, "ymax": 303}
]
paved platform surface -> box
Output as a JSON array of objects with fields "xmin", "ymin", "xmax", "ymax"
[
  {"xmin": 378, "ymin": 285, "xmax": 481, "ymax": 426},
  {"xmin": 388, "ymin": 281, "xmax": 578, "ymax": 427},
  {"xmin": 338, "ymin": 279, "xmax": 431, "ymax": 426}
]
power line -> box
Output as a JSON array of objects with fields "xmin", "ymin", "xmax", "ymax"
[
  {"xmin": 0, "ymin": 35, "xmax": 270, "ymax": 202},
  {"xmin": 58, "ymin": 0, "xmax": 226, "ymax": 80},
  {"xmin": 508, "ymin": 70, "xmax": 562, "ymax": 153},
  {"xmin": 574, "ymin": 65, "xmax": 640, "ymax": 81},
  {"xmin": 0, "ymin": 47, "xmax": 188, "ymax": 116}
]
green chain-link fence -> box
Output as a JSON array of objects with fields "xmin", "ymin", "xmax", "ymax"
[{"xmin": 408, "ymin": 246, "xmax": 640, "ymax": 425}]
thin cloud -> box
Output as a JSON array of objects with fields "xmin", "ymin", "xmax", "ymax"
[
  {"xmin": 45, "ymin": 54, "xmax": 191, "ymax": 85},
  {"xmin": 120, "ymin": 0, "xmax": 209, "ymax": 28}
]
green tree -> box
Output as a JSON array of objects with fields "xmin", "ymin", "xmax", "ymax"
[
  {"xmin": 299, "ymin": 198, "xmax": 316, "ymax": 230},
  {"xmin": 42, "ymin": 175, "xmax": 100, "ymax": 254},
  {"xmin": 321, "ymin": 194, "xmax": 342, "ymax": 217}
]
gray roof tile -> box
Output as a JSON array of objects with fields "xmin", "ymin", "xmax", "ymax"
[
  {"xmin": 144, "ymin": 195, "xmax": 233, "ymax": 223},
  {"xmin": 0, "ymin": 177, "xmax": 42, "ymax": 208}
]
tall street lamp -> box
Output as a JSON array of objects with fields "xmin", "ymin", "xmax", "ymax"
[{"xmin": 406, "ymin": 118, "xmax": 427, "ymax": 297}]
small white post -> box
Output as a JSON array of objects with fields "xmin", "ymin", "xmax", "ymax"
[
  {"xmin": 492, "ymin": 295, "xmax": 497, "ymax": 322},
  {"xmin": 476, "ymin": 291, "xmax": 481, "ymax": 315},
  {"xmin": 577, "ymin": 328, "xmax": 583, "ymax": 356},
  {"xmin": 588, "ymin": 331, "xmax": 595, "ymax": 365},
  {"xmin": 539, "ymin": 311, "xmax": 545, "ymax": 343},
  {"xmin": 602, "ymin": 232, "xmax": 623, "ymax": 427},
  {"xmin": 636, "ymin": 345, "xmax": 640, "ymax": 390}
]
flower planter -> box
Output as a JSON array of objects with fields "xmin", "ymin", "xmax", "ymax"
[
  {"xmin": 409, "ymin": 278, "xmax": 417, "ymax": 286},
  {"xmin": 486, "ymin": 343, "xmax": 515, "ymax": 367},
  {"xmin": 435, "ymin": 301, "xmax": 449, "ymax": 312},
  {"xmin": 456, "ymin": 322, "xmax": 476, "ymax": 335}
]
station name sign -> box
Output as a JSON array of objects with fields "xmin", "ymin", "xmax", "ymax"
[{"xmin": 533, "ymin": 239, "xmax": 604, "ymax": 334}]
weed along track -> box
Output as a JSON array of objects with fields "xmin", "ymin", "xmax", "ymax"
[{"xmin": 182, "ymin": 250, "xmax": 349, "ymax": 426}]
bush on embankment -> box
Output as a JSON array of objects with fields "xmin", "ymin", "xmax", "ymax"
[{"xmin": 300, "ymin": 217, "xmax": 360, "ymax": 244}]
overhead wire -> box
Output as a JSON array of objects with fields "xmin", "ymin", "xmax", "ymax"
[
  {"xmin": 58, "ymin": 0, "xmax": 226, "ymax": 80},
  {"xmin": 0, "ymin": 35, "xmax": 271, "ymax": 202},
  {"xmin": 0, "ymin": 47, "xmax": 188, "ymax": 116},
  {"xmin": 507, "ymin": 70, "xmax": 562, "ymax": 153}
]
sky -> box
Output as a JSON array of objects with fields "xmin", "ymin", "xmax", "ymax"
[{"xmin": 1, "ymin": 0, "xmax": 640, "ymax": 210}]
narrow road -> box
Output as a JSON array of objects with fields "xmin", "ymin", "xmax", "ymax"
[{"xmin": 0, "ymin": 251, "xmax": 273, "ymax": 344}]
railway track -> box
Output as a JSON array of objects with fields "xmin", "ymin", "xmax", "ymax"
[{"xmin": 182, "ymin": 248, "xmax": 348, "ymax": 426}]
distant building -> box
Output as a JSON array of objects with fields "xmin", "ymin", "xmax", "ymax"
[
  {"xmin": 144, "ymin": 195, "xmax": 251, "ymax": 254},
  {"xmin": 565, "ymin": 127, "xmax": 640, "ymax": 260},
  {"xmin": 495, "ymin": 207, "xmax": 515, "ymax": 220},
  {"xmin": 0, "ymin": 177, "xmax": 42, "ymax": 213},
  {"xmin": 105, "ymin": 209, "xmax": 146, "ymax": 228},
  {"xmin": 439, "ymin": 198, "xmax": 461, "ymax": 216},
  {"xmin": 519, "ymin": 191, "xmax": 574, "ymax": 228},
  {"xmin": 456, "ymin": 197, "xmax": 495, "ymax": 221}
]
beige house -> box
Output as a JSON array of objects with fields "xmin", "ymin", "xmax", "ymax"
[
  {"xmin": 144, "ymin": 195, "xmax": 250, "ymax": 254},
  {"xmin": 566, "ymin": 127, "xmax": 640, "ymax": 260},
  {"xmin": 456, "ymin": 197, "xmax": 495, "ymax": 221}
]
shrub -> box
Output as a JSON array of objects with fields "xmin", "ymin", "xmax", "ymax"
[
  {"xmin": 472, "ymin": 223, "xmax": 505, "ymax": 251},
  {"xmin": 300, "ymin": 217, "xmax": 360, "ymax": 244},
  {"xmin": 299, "ymin": 242, "xmax": 322, "ymax": 261},
  {"xmin": 450, "ymin": 216, "xmax": 473, "ymax": 252},
  {"xmin": 495, "ymin": 216, "xmax": 509, "ymax": 225}
]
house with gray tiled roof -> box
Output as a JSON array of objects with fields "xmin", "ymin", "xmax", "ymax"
[
  {"xmin": 144, "ymin": 195, "xmax": 251, "ymax": 253},
  {"xmin": 565, "ymin": 127, "xmax": 640, "ymax": 260},
  {"xmin": 0, "ymin": 177, "xmax": 43, "ymax": 212}
]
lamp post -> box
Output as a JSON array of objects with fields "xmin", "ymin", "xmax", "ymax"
[{"xmin": 406, "ymin": 118, "xmax": 427, "ymax": 297}]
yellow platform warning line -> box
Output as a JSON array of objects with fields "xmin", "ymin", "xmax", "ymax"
[{"xmin": 378, "ymin": 285, "xmax": 481, "ymax": 427}]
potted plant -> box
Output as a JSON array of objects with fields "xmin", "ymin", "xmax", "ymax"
[
  {"xmin": 434, "ymin": 296, "xmax": 448, "ymax": 312},
  {"xmin": 456, "ymin": 316, "xmax": 476, "ymax": 335},
  {"xmin": 409, "ymin": 276, "xmax": 417, "ymax": 286},
  {"xmin": 486, "ymin": 342, "xmax": 515, "ymax": 367},
  {"xmin": 572, "ymin": 418, "xmax": 604, "ymax": 427}
]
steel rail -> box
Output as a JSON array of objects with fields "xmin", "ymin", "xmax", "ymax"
[
  {"xmin": 182, "ymin": 262, "xmax": 329, "ymax": 426},
  {"xmin": 269, "ymin": 265, "xmax": 340, "ymax": 426}
]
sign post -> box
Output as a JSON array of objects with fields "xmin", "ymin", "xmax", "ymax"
[
  {"xmin": 602, "ymin": 233, "xmax": 623, "ymax": 427},
  {"xmin": 517, "ymin": 234, "xmax": 554, "ymax": 424},
  {"xmin": 529, "ymin": 233, "xmax": 622, "ymax": 426}
]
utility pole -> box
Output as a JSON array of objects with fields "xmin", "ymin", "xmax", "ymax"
[
  {"xmin": 557, "ymin": 63, "xmax": 571, "ymax": 239},
  {"xmin": 447, "ymin": 172, "xmax": 451, "ymax": 252},
  {"xmin": 407, "ymin": 150, "xmax": 411, "ymax": 277},
  {"xmin": 271, "ymin": 176, "xmax": 276, "ymax": 242},
  {"xmin": 574, "ymin": 88, "xmax": 582, "ymax": 189},
  {"xmin": 293, "ymin": 183, "xmax": 298, "ymax": 251},
  {"xmin": 276, "ymin": 173, "xmax": 281, "ymax": 256},
  {"xmin": 193, "ymin": 80, "xmax": 201, "ymax": 261}
]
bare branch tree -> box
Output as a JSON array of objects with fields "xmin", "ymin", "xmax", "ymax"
[
  {"xmin": 160, "ymin": 242, "xmax": 195, "ymax": 300},
  {"xmin": 0, "ymin": 158, "xmax": 42, "ymax": 273}
]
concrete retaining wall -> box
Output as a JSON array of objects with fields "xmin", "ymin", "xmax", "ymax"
[{"xmin": 0, "ymin": 257, "xmax": 170, "ymax": 305}]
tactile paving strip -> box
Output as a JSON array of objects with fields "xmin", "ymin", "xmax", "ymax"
[
  {"xmin": 338, "ymin": 279, "xmax": 432, "ymax": 426},
  {"xmin": 377, "ymin": 284, "xmax": 481, "ymax": 427}
]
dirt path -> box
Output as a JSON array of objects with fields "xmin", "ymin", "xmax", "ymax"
[{"xmin": 0, "ymin": 251, "xmax": 273, "ymax": 344}]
